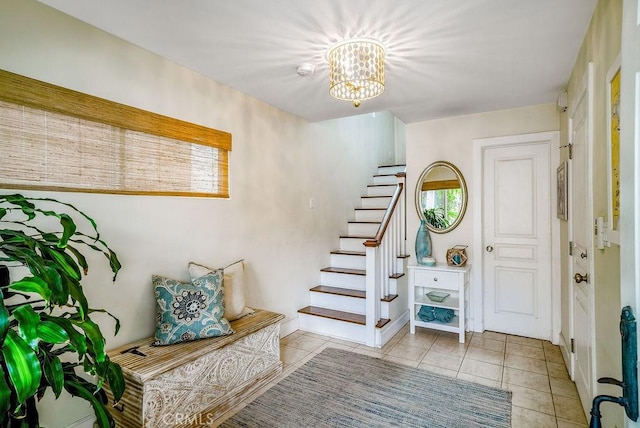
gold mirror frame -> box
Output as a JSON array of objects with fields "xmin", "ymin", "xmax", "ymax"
[{"xmin": 415, "ymin": 161, "xmax": 468, "ymax": 234}]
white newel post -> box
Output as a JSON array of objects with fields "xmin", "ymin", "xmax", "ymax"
[{"xmin": 365, "ymin": 244, "xmax": 381, "ymax": 347}]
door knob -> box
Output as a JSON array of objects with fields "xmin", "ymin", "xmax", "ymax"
[
  {"xmin": 486, "ymin": 245, "xmax": 494, "ymax": 252},
  {"xmin": 574, "ymin": 273, "xmax": 588, "ymax": 283}
]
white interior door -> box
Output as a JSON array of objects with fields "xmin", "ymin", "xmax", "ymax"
[
  {"xmin": 481, "ymin": 137, "xmax": 553, "ymax": 340},
  {"xmin": 568, "ymin": 62, "xmax": 595, "ymax": 415}
]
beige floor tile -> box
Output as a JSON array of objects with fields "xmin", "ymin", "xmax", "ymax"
[
  {"xmin": 504, "ymin": 353, "xmax": 548, "ymax": 375},
  {"xmin": 503, "ymin": 367, "xmax": 551, "ymax": 393},
  {"xmin": 505, "ymin": 383, "xmax": 555, "ymax": 415},
  {"xmin": 302, "ymin": 331, "xmax": 331, "ymax": 340},
  {"xmin": 465, "ymin": 345, "xmax": 504, "ymax": 365},
  {"xmin": 382, "ymin": 355, "xmax": 420, "ymax": 368},
  {"xmin": 550, "ymin": 378, "xmax": 580, "ymax": 399},
  {"xmin": 511, "ymin": 406, "xmax": 557, "ymax": 428},
  {"xmin": 280, "ymin": 345, "xmax": 311, "ymax": 367},
  {"xmin": 417, "ymin": 363, "xmax": 458, "ymax": 378},
  {"xmin": 351, "ymin": 345, "xmax": 384, "ymax": 359},
  {"xmin": 422, "ymin": 349, "xmax": 464, "ymax": 371},
  {"xmin": 287, "ymin": 335, "xmax": 329, "ymax": 352},
  {"xmin": 545, "ymin": 346, "xmax": 565, "ymax": 364},
  {"xmin": 398, "ymin": 332, "xmax": 436, "ymax": 349},
  {"xmin": 430, "ymin": 338, "xmax": 468, "ymax": 357},
  {"xmin": 459, "ymin": 358, "xmax": 503, "ymax": 381},
  {"xmin": 547, "ymin": 361, "xmax": 570, "ymax": 379},
  {"xmin": 279, "ymin": 330, "xmax": 304, "ymax": 345},
  {"xmin": 506, "ymin": 342, "xmax": 546, "ymax": 360},
  {"xmin": 507, "ymin": 335, "xmax": 544, "ymax": 348},
  {"xmin": 554, "ymin": 394, "xmax": 587, "ymax": 424},
  {"xmin": 314, "ymin": 342, "xmax": 356, "ymax": 354},
  {"xmin": 470, "ymin": 336, "xmax": 506, "ymax": 352},
  {"xmin": 412, "ymin": 327, "xmax": 439, "ymax": 338},
  {"xmin": 474, "ymin": 330, "xmax": 507, "ymax": 342},
  {"xmin": 328, "ymin": 337, "xmax": 359, "ymax": 347},
  {"xmin": 456, "ymin": 372, "xmax": 502, "ymax": 388},
  {"xmin": 556, "ymin": 418, "xmax": 588, "ymax": 427},
  {"xmin": 386, "ymin": 342, "xmax": 428, "ymax": 362}
]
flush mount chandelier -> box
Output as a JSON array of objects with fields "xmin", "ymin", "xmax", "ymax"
[{"xmin": 327, "ymin": 38, "xmax": 386, "ymax": 108}]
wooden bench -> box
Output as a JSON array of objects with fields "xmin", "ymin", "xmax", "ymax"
[{"xmin": 105, "ymin": 309, "xmax": 284, "ymax": 427}]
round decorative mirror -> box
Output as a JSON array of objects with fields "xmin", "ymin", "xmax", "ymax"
[{"xmin": 415, "ymin": 161, "xmax": 468, "ymax": 234}]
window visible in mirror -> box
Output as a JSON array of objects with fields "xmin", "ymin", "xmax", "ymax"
[{"xmin": 421, "ymin": 187, "xmax": 463, "ymax": 229}]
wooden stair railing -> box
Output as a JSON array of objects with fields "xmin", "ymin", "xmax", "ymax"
[{"xmin": 363, "ymin": 172, "xmax": 406, "ymax": 347}]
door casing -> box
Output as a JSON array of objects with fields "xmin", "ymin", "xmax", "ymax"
[{"xmin": 472, "ymin": 131, "xmax": 561, "ymax": 340}]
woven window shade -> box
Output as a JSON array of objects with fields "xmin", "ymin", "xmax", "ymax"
[{"xmin": 0, "ymin": 70, "xmax": 230, "ymax": 198}]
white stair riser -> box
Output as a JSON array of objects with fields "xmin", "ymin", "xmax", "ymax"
[
  {"xmin": 330, "ymin": 253, "xmax": 366, "ymax": 270},
  {"xmin": 298, "ymin": 314, "xmax": 365, "ymax": 344},
  {"xmin": 310, "ymin": 293, "xmax": 365, "ymax": 314},
  {"xmin": 348, "ymin": 222, "xmax": 379, "ymax": 236},
  {"xmin": 355, "ymin": 209, "xmax": 386, "ymax": 222},
  {"xmin": 373, "ymin": 175, "xmax": 399, "ymax": 185},
  {"xmin": 320, "ymin": 271, "xmax": 365, "ymax": 289},
  {"xmin": 378, "ymin": 165, "xmax": 405, "ymax": 176},
  {"xmin": 361, "ymin": 197, "xmax": 391, "ymax": 208},
  {"xmin": 367, "ymin": 185, "xmax": 396, "ymax": 197},
  {"xmin": 339, "ymin": 237, "xmax": 368, "ymax": 252}
]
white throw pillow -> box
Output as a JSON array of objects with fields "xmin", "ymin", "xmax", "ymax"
[{"xmin": 188, "ymin": 259, "xmax": 254, "ymax": 321}]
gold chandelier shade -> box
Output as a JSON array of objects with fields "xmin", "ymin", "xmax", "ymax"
[{"xmin": 328, "ymin": 38, "xmax": 385, "ymax": 108}]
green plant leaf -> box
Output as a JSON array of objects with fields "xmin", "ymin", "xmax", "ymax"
[
  {"xmin": 67, "ymin": 279, "xmax": 88, "ymax": 319},
  {"xmin": 0, "ymin": 365, "xmax": 12, "ymax": 422},
  {"xmin": 3, "ymin": 195, "xmax": 36, "ymax": 220},
  {"xmin": 0, "ymin": 207, "xmax": 6, "ymax": 220},
  {"xmin": 37, "ymin": 321, "xmax": 69, "ymax": 344},
  {"xmin": 44, "ymin": 247, "xmax": 80, "ymax": 281},
  {"xmin": 106, "ymin": 362, "xmax": 125, "ymax": 402},
  {"xmin": 1, "ymin": 330, "xmax": 42, "ymax": 405},
  {"xmin": 0, "ymin": 293, "xmax": 9, "ymax": 344},
  {"xmin": 57, "ymin": 213, "xmax": 76, "ymax": 249},
  {"xmin": 66, "ymin": 245, "xmax": 89, "ymax": 276},
  {"xmin": 75, "ymin": 319, "xmax": 106, "ymax": 364},
  {"xmin": 43, "ymin": 354, "xmax": 64, "ymax": 398},
  {"xmin": 40, "ymin": 316, "xmax": 86, "ymax": 356},
  {"xmin": 64, "ymin": 379, "xmax": 114, "ymax": 428},
  {"xmin": 13, "ymin": 305, "xmax": 40, "ymax": 349},
  {"xmin": 88, "ymin": 308, "xmax": 121, "ymax": 335},
  {"xmin": 9, "ymin": 277, "xmax": 52, "ymax": 303}
]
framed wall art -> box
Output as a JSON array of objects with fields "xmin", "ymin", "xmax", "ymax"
[
  {"xmin": 557, "ymin": 161, "xmax": 568, "ymax": 221},
  {"xmin": 606, "ymin": 53, "xmax": 621, "ymax": 245}
]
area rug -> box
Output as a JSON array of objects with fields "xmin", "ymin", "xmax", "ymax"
[{"xmin": 220, "ymin": 347, "xmax": 511, "ymax": 428}]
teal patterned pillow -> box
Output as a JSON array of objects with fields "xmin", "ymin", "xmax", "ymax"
[{"xmin": 153, "ymin": 271, "xmax": 234, "ymax": 345}]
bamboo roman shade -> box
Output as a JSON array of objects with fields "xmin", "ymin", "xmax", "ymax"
[{"xmin": 0, "ymin": 70, "xmax": 231, "ymax": 198}]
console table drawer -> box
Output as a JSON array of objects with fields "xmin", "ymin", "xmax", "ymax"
[{"xmin": 413, "ymin": 270, "xmax": 458, "ymax": 290}]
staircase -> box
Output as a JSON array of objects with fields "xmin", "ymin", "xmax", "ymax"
[{"xmin": 298, "ymin": 164, "xmax": 410, "ymax": 348}]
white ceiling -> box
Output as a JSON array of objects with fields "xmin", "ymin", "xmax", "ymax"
[{"xmin": 39, "ymin": 0, "xmax": 596, "ymax": 124}]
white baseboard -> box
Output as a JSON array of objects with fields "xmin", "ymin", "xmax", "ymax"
[{"xmin": 280, "ymin": 316, "xmax": 299, "ymax": 338}]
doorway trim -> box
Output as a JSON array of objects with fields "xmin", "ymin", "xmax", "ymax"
[{"xmin": 472, "ymin": 131, "xmax": 561, "ymax": 341}]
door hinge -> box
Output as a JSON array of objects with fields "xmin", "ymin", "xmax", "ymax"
[
  {"xmin": 569, "ymin": 241, "xmax": 573, "ymax": 256},
  {"xmin": 571, "ymin": 338, "xmax": 575, "ymax": 353},
  {"xmin": 568, "ymin": 144, "xmax": 573, "ymax": 160}
]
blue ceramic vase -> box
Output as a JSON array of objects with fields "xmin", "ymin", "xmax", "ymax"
[{"xmin": 415, "ymin": 219, "xmax": 432, "ymax": 264}]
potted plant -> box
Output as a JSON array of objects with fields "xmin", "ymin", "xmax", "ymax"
[{"xmin": 0, "ymin": 194, "xmax": 124, "ymax": 427}]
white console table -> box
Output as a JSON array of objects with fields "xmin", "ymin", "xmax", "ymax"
[{"xmin": 408, "ymin": 263, "xmax": 470, "ymax": 343}]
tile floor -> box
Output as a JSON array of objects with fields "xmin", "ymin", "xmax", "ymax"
[{"xmin": 214, "ymin": 325, "xmax": 588, "ymax": 427}]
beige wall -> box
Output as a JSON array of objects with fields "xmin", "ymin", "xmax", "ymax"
[
  {"xmin": 0, "ymin": 0, "xmax": 398, "ymax": 425},
  {"xmin": 560, "ymin": 0, "xmax": 623, "ymax": 425},
  {"xmin": 406, "ymin": 104, "xmax": 559, "ymax": 264}
]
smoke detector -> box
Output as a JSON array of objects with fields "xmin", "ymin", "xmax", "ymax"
[{"xmin": 296, "ymin": 63, "xmax": 315, "ymax": 77}]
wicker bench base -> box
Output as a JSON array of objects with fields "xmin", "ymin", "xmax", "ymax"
[{"xmin": 105, "ymin": 310, "xmax": 284, "ymax": 427}]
